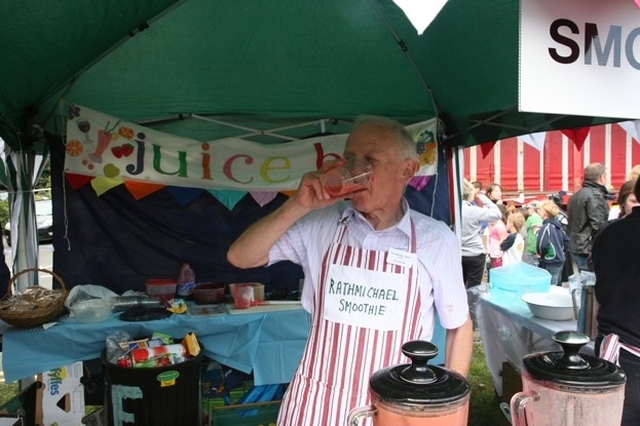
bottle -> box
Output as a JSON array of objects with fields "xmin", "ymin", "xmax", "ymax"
[{"xmin": 176, "ymin": 263, "xmax": 195, "ymax": 300}]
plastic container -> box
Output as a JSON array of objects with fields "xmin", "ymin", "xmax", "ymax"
[
  {"xmin": 231, "ymin": 284, "xmax": 253, "ymax": 309},
  {"xmin": 69, "ymin": 299, "xmax": 113, "ymax": 323},
  {"xmin": 111, "ymin": 295, "xmax": 162, "ymax": 312},
  {"xmin": 102, "ymin": 342, "xmax": 204, "ymax": 426},
  {"xmin": 176, "ymin": 263, "xmax": 196, "ymax": 300},
  {"xmin": 250, "ymin": 283, "xmax": 265, "ymax": 305},
  {"xmin": 193, "ymin": 282, "xmax": 226, "ymax": 305},
  {"xmin": 145, "ymin": 279, "xmax": 177, "ymax": 303},
  {"xmin": 489, "ymin": 263, "xmax": 551, "ymax": 297}
]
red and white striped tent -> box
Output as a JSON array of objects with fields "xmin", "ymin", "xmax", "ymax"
[{"xmin": 464, "ymin": 121, "xmax": 640, "ymax": 201}]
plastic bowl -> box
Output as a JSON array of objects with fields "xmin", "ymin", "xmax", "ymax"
[
  {"xmin": 70, "ymin": 299, "xmax": 113, "ymax": 323},
  {"xmin": 145, "ymin": 278, "xmax": 177, "ymax": 303},
  {"xmin": 193, "ymin": 282, "xmax": 226, "ymax": 305},
  {"xmin": 521, "ymin": 288, "xmax": 575, "ymax": 321}
]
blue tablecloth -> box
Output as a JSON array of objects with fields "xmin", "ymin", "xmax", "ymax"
[{"xmin": 1, "ymin": 305, "xmax": 311, "ymax": 385}]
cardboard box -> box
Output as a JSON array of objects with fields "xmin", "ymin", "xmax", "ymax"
[
  {"xmin": 501, "ymin": 361, "xmax": 523, "ymax": 404},
  {"xmin": 35, "ymin": 362, "xmax": 85, "ymax": 426}
]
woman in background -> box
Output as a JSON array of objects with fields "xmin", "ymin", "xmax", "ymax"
[
  {"xmin": 486, "ymin": 204, "xmax": 508, "ymax": 269},
  {"xmin": 485, "ymin": 183, "xmax": 504, "ymax": 204}
]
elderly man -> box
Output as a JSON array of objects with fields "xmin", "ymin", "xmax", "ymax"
[
  {"xmin": 567, "ymin": 163, "xmax": 610, "ymax": 272},
  {"xmin": 227, "ymin": 116, "xmax": 472, "ymax": 426}
]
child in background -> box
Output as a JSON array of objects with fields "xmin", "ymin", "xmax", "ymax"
[
  {"xmin": 535, "ymin": 199, "xmax": 570, "ymax": 286},
  {"xmin": 486, "ymin": 204, "xmax": 509, "ymax": 269},
  {"xmin": 500, "ymin": 211, "xmax": 525, "ymax": 266}
]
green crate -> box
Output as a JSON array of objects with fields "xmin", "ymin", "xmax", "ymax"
[{"xmin": 212, "ymin": 400, "xmax": 281, "ymax": 426}]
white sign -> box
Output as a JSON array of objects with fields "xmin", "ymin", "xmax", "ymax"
[
  {"xmin": 65, "ymin": 105, "xmax": 438, "ymax": 191},
  {"xmin": 520, "ymin": 0, "xmax": 640, "ymax": 119}
]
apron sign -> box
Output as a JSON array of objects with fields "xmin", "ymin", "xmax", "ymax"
[
  {"xmin": 323, "ymin": 264, "xmax": 408, "ymax": 331},
  {"xmin": 520, "ymin": 0, "xmax": 640, "ymax": 120},
  {"xmin": 65, "ymin": 104, "xmax": 438, "ymax": 191}
]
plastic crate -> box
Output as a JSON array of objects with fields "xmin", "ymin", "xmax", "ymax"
[{"xmin": 212, "ymin": 400, "xmax": 281, "ymax": 426}]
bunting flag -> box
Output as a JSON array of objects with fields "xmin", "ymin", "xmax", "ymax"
[
  {"xmin": 64, "ymin": 104, "xmax": 440, "ymax": 210},
  {"xmin": 249, "ymin": 191, "xmax": 278, "ymax": 207},
  {"xmin": 65, "ymin": 173, "xmax": 94, "ymax": 190},
  {"xmin": 207, "ymin": 189, "xmax": 248, "ymax": 210},
  {"xmin": 408, "ymin": 176, "xmax": 431, "ymax": 191},
  {"xmin": 393, "ymin": 0, "xmax": 448, "ymax": 35},
  {"xmin": 561, "ymin": 127, "xmax": 590, "ymax": 150},
  {"xmin": 518, "ymin": 131, "xmax": 546, "ymax": 151},
  {"xmin": 617, "ymin": 120, "xmax": 640, "ymax": 144},
  {"xmin": 123, "ymin": 180, "xmax": 166, "ymax": 200},
  {"xmin": 480, "ymin": 141, "xmax": 496, "ymax": 158},
  {"xmin": 167, "ymin": 187, "xmax": 205, "ymax": 206},
  {"xmin": 90, "ymin": 176, "xmax": 123, "ymax": 196}
]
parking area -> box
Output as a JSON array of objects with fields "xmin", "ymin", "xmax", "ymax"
[{"xmin": 3, "ymin": 238, "xmax": 53, "ymax": 289}]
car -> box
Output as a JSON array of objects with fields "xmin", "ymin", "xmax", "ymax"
[{"xmin": 4, "ymin": 199, "xmax": 53, "ymax": 246}]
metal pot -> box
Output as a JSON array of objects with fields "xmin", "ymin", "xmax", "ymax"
[
  {"xmin": 571, "ymin": 284, "xmax": 598, "ymax": 339},
  {"xmin": 510, "ymin": 330, "xmax": 626, "ymax": 426},
  {"xmin": 347, "ymin": 340, "xmax": 470, "ymax": 426}
]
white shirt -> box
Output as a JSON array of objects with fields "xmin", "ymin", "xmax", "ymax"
[{"xmin": 268, "ymin": 199, "xmax": 469, "ymax": 333}]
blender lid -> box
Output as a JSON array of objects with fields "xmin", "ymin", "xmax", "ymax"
[
  {"xmin": 369, "ymin": 340, "xmax": 470, "ymax": 404},
  {"xmin": 523, "ymin": 330, "xmax": 626, "ymax": 387}
]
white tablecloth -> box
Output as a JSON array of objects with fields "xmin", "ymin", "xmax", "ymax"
[{"xmin": 474, "ymin": 286, "xmax": 593, "ymax": 396}]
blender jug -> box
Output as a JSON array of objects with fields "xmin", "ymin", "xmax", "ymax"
[
  {"xmin": 510, "ymin": 330, "xmax": 626, "ymax": 426},
  {"xmin": 347, "ymin": 340, "xmax": 470, "ymax": 426}
]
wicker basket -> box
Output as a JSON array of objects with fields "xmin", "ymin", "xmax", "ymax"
[{"xmin": 0, "ymin": 268, "xmax": 68, "ymax": 328}]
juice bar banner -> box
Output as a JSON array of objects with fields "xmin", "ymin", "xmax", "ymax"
[{"xmin": 65, "ymin": 104, "xmax": 438, "ymax": 195}]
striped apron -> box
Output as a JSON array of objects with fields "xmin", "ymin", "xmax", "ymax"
[{"xmin": 277, "ymin": 219, "xmax": 425, "ymax": 426}]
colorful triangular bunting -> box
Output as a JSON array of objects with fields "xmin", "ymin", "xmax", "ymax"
[
  {"xmin": 90, "ymin": 176, "xmax": 123, "ymax": 196},
  {"xmin": 408, "ymin": 176, "xmax": 431, "ymax": 191},
  {"xmin": 123, "ymin": 180, "xmax": 166, "ymax": 201},
  {"xmin": 207, "ymin": 189, "xmax": 247, "ymax": 210},
  {"xmin": 167, "ymin": 186, "xmax": 205, "ymax": 206},
  {"xmin": 561, "ymin": 127, "xmax": 590, "ymax": 151},
  {"xmin": 480, "ymin": 141, "xmax": 496, "ymax": 158},
  {"xmin": 249, "ymin": 191, "xmax": 278, "ymax": 207},
  {"xmin": 618, "ymin": 120, "xmax": 640, "ymax": 144},
  {"xmin": 65, "ymin": 173, "xmax": 94, "ymax": 190},
  {"xmin": 518, "ymin": 131, "xmax": 546, "ymax": 151}
]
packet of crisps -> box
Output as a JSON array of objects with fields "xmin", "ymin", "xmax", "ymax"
[
  {"xmin": 164, "ymin": 298, "xmax": 187, "ymax": 314},
  {"xmin": 183, "ymin": 331, "xmax": 201, "ymax": 357}
]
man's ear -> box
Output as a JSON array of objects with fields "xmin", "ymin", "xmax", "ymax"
[{"xmin": 402, "ymin": 159, "xmax": 420, "ymax": 180}]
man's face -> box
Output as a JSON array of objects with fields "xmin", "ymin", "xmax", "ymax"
[{"xmin": 343, "ymin": 123, "xmax": 416, "ymax": 214}]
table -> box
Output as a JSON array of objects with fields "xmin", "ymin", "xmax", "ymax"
[
  {"xmin": 0, "ymin": 304, "xmax": 311, "ymax": 385},
  {"xmin": 474, "ymin": 287, "xmax": 593, "ymax": 397}
]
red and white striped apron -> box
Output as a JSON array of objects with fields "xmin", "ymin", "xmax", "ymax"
[{"xmin": 277, "ymin": 219, "xmax": 424, "ymax": 426}]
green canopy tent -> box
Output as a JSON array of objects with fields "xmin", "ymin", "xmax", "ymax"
[{"xmin": 0, "ymin": 0, "xmax": 623, "ymax": 287}]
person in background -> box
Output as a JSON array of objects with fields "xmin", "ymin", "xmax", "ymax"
[
  {"xmin": 486, "ymin": 204, "xmax": 508, "ymax": 269},
  {"xmin": 500, "ymin": 211, "xmax": 525, "ymax": 266},
  {"xmin": 461, "ymin": 180, "xmax": 502, "ymax": 288},
  {"xmin": 549, "ymin": 193, "xmax": 572, "ymax": 284},
  {"xmin": 522, "ymin": 201, "xmax": 542, "ymax": 266},
  {"xmin": 614, "ymin": 179, "xmax": 639, "ymax": 219},
  {"xmin": 567, "ymin": 163, "xmax": 610, "ymax": 272},
  {"xmin": 592, "ymin": 178, "xmax": 640, "ymax": 426},
  {"xmin": 535, "ymin": 200, "xmax": 569, "ymax": 286},
  {"xmin": 599, "ymin": 179, "xmax": 640, "ymax": 236},
  {"xmin": 485, "ymin": 183, "xmax": 504, "ymax": 204},
  {"xmin": 227, "ymin": 116, "xmax": 472, "ymax": 426},
  {"xmin": 471, "ymin": 181, "xmax": 484, "ymax": 206},
  {"xmin": 627, "ymin": 164, "xmax": 640, "ymax": 181}
]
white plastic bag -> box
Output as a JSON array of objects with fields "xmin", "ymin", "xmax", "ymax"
[{"xmin": 64, "ymin": 284, "xmax": 119, "ymax": 309}]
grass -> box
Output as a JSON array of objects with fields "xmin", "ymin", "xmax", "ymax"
[
  {"xmin": 0, "ymin": 381, "xmax": 18, "ymax": 408},
  {"xmin": 468, "ymin": 337, "xmax": 509, "ymax": 426}
]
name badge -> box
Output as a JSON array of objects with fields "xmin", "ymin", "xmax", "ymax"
[{"xmin": 387, "ymin": 248, "xmax": 416, "ymax": 268}]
